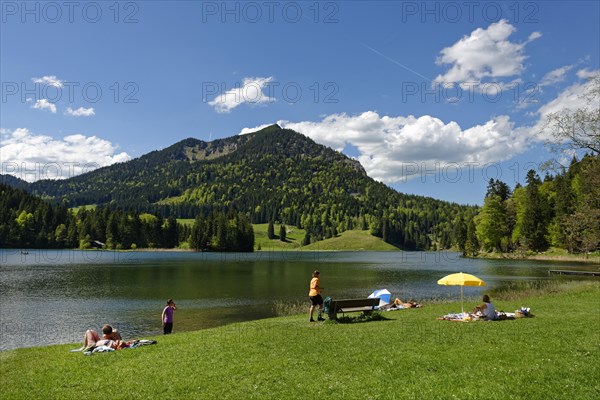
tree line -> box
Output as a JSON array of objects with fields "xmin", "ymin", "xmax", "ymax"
[
  {"xmin": 0, "ymin": 184, "xmax": 254, "ymax": 251},
  {"xmin": 463, "ymin": 154, "xmax": 599, "ymax": 256}
]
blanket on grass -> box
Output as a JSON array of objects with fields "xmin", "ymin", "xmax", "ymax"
[
  {"xmin": 438, "ymin": 307, "xmax": 533, "ymax": 322},
  {"xmin": 70, "ymin": 339, "xmax": 157, "ymax": 355}
]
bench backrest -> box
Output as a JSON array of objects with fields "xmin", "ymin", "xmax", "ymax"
[{"xmin": 330, "ymin": 298, "xmax": 380, "ymax": 310}]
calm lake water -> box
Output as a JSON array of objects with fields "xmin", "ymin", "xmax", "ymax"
[{"xmin": 1, "ymin": 249, "xmax": 598, "ymax": 351}]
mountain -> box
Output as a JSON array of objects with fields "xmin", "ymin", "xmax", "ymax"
[
  {"xmin": 0, "ymin": 174, "xmax": 29, "ymax": 190},
  {"xmin": 5, "ymin": 125, "xmax": 476, "ymax": 250}
]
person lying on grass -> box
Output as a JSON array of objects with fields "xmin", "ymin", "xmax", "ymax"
[
  {"xmin": 83, "ymin": 324, "xmax": 128, "ymax": 349},
  {"xmin": 394, "ymin": 298, "xmax": 421, "ymax": 308}
]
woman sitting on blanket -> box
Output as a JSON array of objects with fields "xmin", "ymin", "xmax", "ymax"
[{"xmin": 473, "ymin": 294, "xmax": 497, "ymax": 320}]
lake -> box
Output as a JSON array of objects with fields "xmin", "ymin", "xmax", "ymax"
[{"xmin": 1, "ymin": 249, "xmax": 597, "ymax": 351}]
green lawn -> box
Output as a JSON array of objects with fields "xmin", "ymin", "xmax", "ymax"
[{"xmin": 1, "ymin": 282, "xmax": 598, "ymax": 399}]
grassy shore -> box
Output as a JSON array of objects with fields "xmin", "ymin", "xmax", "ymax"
[
  {"xmin": 475, "ymin": 248, "xmax": 600, "ymax": 264},
  {"xmin": 1, "ymin": 281, "xmax": 598, "ymax": 399}
]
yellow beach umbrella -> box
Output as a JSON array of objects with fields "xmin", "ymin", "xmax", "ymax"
[{"xmin": 437, "ymin": 272, "xmax": 486, "ymax": 313}]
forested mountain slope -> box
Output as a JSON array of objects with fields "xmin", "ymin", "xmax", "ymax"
[{"xmin": 5, "ymin": 125, "xmax": 475, "ymax": 250}]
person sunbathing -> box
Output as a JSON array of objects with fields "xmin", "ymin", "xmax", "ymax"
[
  {"xmin": 83, "ymin": 324, "xmax": 123, "ymax": 348},
  {"xmin": 393, "ymin": 298, "xmax": 421, "ymax": 308}
]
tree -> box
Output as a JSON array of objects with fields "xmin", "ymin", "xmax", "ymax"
[
  {"xmin": 464, "ymin": 218, "xmax": 479, "ymax": 257},
  {"xmin": 15, "ymin": 210, "xmax": 35, "ymax": 246},
  {"xmin": 267, "ymin": 221, "xmax": 275, "ymax": 239},
  {"xmin": 520, "ymin": 170, "xmax": 549, "ymax": 252},
  {"xmin": 54, "ymin": 224, "xmax": 67, "ymax": 246},
  {"xmin": 543, "ymin": 74, "xmax": 599, "ymax": 155},
  {"xmin": 563, "ymin": 205, "xmax": 600, "ymax": 255},
  {"xmin": 279, "ymin": 224, "xmax": 287, "ymax": 242},
  {"xmin": 485, "ymin": 179, "xmax": 511, "ymax": 201},
  {"xmin": 475, "ymin": 195, "xmax": 508, "ymax": 252},
  {"xmin": 164, "ymin": 216, "xmax": 179, "ymax": 248},
  {"xmin": 302, "ymin": 231, "xmax": 311, "ymax": 246},
  {"xmin": 454, "ymin": 217, "xmax": 467, "ymax": 253}
]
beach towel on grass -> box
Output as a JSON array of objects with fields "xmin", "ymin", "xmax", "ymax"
[{"xmin": 72, "ymin": 339, "xmax": 157, "ymax": 355}]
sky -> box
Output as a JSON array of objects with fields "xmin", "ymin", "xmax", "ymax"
[{"xmin": 1, "ymin": 0, "xmax": 599, "ymax": 205}]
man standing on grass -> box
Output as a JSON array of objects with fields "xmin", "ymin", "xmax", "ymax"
[{"xmin": 308, "ymin": 270, "xmax": 325, "ymax": 322}]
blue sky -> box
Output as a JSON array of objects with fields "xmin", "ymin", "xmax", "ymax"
[{"xmin": 1, "ymin": 1, "xmax": 599, "ymax": 205}]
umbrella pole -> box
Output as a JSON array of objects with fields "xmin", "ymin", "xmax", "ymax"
[{"xmin": 461, "ymin": 285, "xmax": 464, "ymax": 314}]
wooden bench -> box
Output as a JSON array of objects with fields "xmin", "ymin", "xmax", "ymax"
[{"xmin": 326, "ymin": 298, "xmax": 380, "ymax": 320}]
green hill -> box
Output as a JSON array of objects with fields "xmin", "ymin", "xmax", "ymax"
[
  {"xmin": 4, "ymin": 125, "xmax": 477, "ymax": 250},
  {"xmin": 302, "ymin": 229, "xmax": 400, "ymax": 251}
]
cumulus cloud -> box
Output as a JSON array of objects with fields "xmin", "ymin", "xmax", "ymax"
[
  {"xmin": 32, "ymin": 75, "xmax": 64, "ymax": 88},
  {"xmin": 240, "ymin": 111, "xmax": 534, "ymax": 183},
  {"xmin": 435, "ymin": 19, "xmax": 541, "ymax": 87},
  {"xmin": 65, "ymin": 107, "xmax": 95, "ymax": 117},
  {"xmin": 1, "ymin": 128, "xmax": 131, "ymax": 182},
  {"xmin": 31, "ymin": 99, "xmax": 57, "ymax": 113},
  {"xmin": 208, "ymin": 77, "xmax": 275, "ymax": 113}
]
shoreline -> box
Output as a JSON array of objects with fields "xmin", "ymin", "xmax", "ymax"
[
  {"xmin": 472, "ymin": 252, "xmax": 600, "ymax": 264},
  {"xmin": 2, "ymin": 280, "xmax": 597, "ymax": 353},
  {"xmin": 6, "ymin": 247, "xmax": 600, "ymax": 262}
]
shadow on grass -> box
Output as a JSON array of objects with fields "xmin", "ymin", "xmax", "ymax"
[{"xmin": 327, "ymin": 312, "xmax": 393, "ymax": 324}]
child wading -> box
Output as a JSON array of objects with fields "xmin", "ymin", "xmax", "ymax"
[
  {"xmin": 162, "ymin": 298, "xmax": 177, "ymax": 334},
  {"xmin": 308, "ymin": 270, "xmax": 325, "ymax": 322}
]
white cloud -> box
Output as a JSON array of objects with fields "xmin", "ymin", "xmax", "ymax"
[
  {"xmin": 577, "ymin": 68, "xmax": 598, "ymax": 79},
  {"xmin": 31, "ymin": 99, "xmax": 57, "ymax": 113},
  {"xmin": 526, "ymin": 31, "xmax": 542, "ymax": 43},
  {"xmin": 208, "ymin": 76, "xmax": 275, "ymax": 113},
  {"xmin": 32, "ymin": 75, "xmax": 63, "ymax": 88},
  {"xmin": 1, "ymin": 128, "xmax": 131, "ymax": 182},
  {"xmin": 534, "ymin": 70, "xmax": 600, "ymax": 140},
  {"xmin": 65, "ymin": 107, "xmax": 95, "ymax": 117},
  {"xmin": 537, "ymin": 70, "xmax": 599, "ymax": 118},
  {"xmin": 539, "ymin": 65, "xmax": 574, "ymax": 87},
  {"xmin": 240, "ymin": 111, "xmax": 534, "ymax": 183},
  {"xmin": 239, "ymin": 123, "xmax": 274, "ymax": 135},
  {"xmin": 434, "ymin": 20, "xmax": 540, "ymax": 86}
]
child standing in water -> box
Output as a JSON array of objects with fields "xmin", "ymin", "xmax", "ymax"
[{"xmin": 162, "ymin": 298, "xmax": 177, "ymax": 334}]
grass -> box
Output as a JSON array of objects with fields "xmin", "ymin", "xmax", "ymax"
[
  {"xmin": 175, "ymin": 223, "xmax": 400, "ymax": 252},
  {"xmin": 253, "ymin": 223, "xmax": 306, "ymax": 250},
  {"xmin": 69, "ymin": 204, "xmax": 97, "ymax": 213},
  {"xmin": 302, "ymin": 230, "xmax": 399, "ymax": 251},
  {"xmin": 1, "ymin": 281, "xmax": 598, "ymax": 399},
  {"xmin": 176, "ymin": 218, "xmax": 196, "ymax": 227},
  {"xmin": 477, "ymin": 247, "xmax": 600, "ymax": 264}
]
